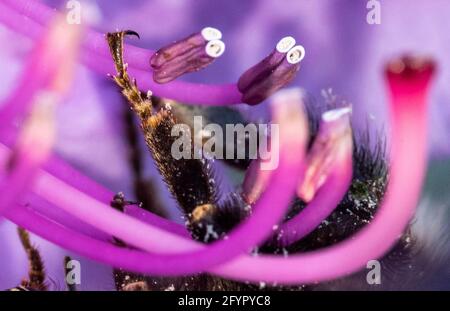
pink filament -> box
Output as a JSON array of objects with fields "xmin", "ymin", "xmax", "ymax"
[
  {"xmin": 124, "ymin": 205, "xmax": 190, "ymax": 238},
  {"xmin": 0, "ymin": 50, "xmax": 50, "ymax": 132},
  {"xmin": 241, "ymin": 158, "xmax": 272, "ymax": 205},
  {"xmin": 13, "ymin": 62, "xmax": 431, "ymax": 283},
  {"xmin": 242, "ymin": 144, "xmax": 352, "ymax": 248},
  {"xmin": 0, "ymin": 46, "xmax": 433, "ymax": 282},
  {"xmin": 275, "ymin": 164, "xmax": 352, "ymax": 247},
  {"xmin": 243, "ymin": 108, "xmax": 353, "ymax": 247},
  {"xmin": 0, "ymin": 154, "xmax": 41, "ymax": 213},
  {"xmin": 0, "ymin": 15, "xmax": 80, "ymax": 215},
  {"xmin": 0, "ymin": 79, "xmax": 430, "ymax": 281},
  {"xmin": 0, "ymin": 94, "xmax": 308, "ymax": 275},
  {"xmin": 1, "ymin": 0, "xmax": 151, "ymax": 70},
  {"xmin": 5, "ymin": 205, "xmax": 201, "ymax": 274},
  {"xmin": 23, "ymin": 192, "xmax": 112, "ymax": 241},
  {"xmin": 275, "ymin": 116, "xmax": 353, "ymax": 246}
]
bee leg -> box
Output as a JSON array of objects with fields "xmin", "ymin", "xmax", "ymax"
[{"xmin": 17, "ymin": 227, "xmax": 48, "ymax": 291}]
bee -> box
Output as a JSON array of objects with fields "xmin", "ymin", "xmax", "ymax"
[{"xmin": 106, "ymin": 31, "xmax": 419, "ymax": 291}]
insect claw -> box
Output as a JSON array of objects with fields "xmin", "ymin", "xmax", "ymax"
[{"xmin": 123, "ymin": 30, "xmax": 140, "ymax": 39}]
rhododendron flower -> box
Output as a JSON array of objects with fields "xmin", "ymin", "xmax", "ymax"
[{"xmin": 0, "ymin": 0, "xmax": 449, "ymax": 292}]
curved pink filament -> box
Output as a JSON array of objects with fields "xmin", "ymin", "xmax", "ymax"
[
  {"xmin": 0, "ymin": 95, "xmax": 307, "ymax": 275},
  {"xmin": 0, "ymin": 16, "xmax": 80, "ymax": 215},
  {"xmin": 0, "ymin": 75, "xmax": 430, "ymax": 281},
  {"xmin": 215, "ymin": 59, "xmax": 434, "ymax": 284},
  {"xmin": 275, "ymin": 163, "xmax": 352, "ymax": 247}
]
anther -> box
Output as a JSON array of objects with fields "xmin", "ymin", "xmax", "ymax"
[
  {"xmin": 150, "ymin": 27, "xmax": 225, "ymax": 84},
  {"xmin": 238, "ymin": 37, "xmax": 306, "ymax": 105},
  {"xmin": 298, "ymin": 106, "xmax": 352, "ymax": 202}
]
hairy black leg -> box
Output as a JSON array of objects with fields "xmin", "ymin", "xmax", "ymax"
[{"xmin": 17, "ymin": 227, "xmax": 48, "ymax": 291}]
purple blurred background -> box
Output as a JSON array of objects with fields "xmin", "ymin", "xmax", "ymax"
[{"xmin": 0, "ymin": 0, "xmax": 449, "ymax": 290}]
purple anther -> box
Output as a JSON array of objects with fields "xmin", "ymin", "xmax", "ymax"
[
  {"xmin": 150, "ymin": 27, "xmax": 225, "ymax": 83},
  {"xmin": 238, "ymin": 37, "xmax": 305, "ymax": 105}
]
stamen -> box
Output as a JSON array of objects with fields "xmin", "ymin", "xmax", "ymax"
[
  {"xmin": 238, "ymin": 37, "xmax": 295, "ymax": 93},
  {"xmin": 273, "ymin": 107, "xmax": 353, "ymax": 247},
  {"xmin": 242, "ymin": 88, "xmax": 307, "ymax": 204},
  {"xmin": 298, "ymin": 106, "xmax": 352, "ymax": 202},
  {"xmin": 150, "ymin": 28, "xmax": 226, "ymax": 84},
  {"xmin": 238, "ymin": 38, "xmax": 306, "ymax": 105}
]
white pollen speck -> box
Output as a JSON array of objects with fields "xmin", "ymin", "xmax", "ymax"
[
  {"xmin": 204, "ymin": 224, "xmax": 219, "ymax": 242},
  {"xmin": 164, "ymin": 102, "xmax": 172, "ymax": 110}
]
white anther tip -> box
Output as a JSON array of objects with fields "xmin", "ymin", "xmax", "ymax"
[
  {"xmin": 286, "ymin": 45, "xmax": 306, "ymax": 64},
  {"xmin": 270, "ymin": 87, "xmax": 305, "ymax": 106},
  {"xmin": 201, "ymin": 27, "xmax": 222, "ymax": 41},
  {"xmin": 322, "ymin": 107, "xmax": 352, "ymax": 122},
  {"xmin": 205, "ymin": 39, "xmax": 225, "ymax": 58},
  {"xmin": 276, "ymin": 36, "xmax": 296, "ymax": 53}
]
